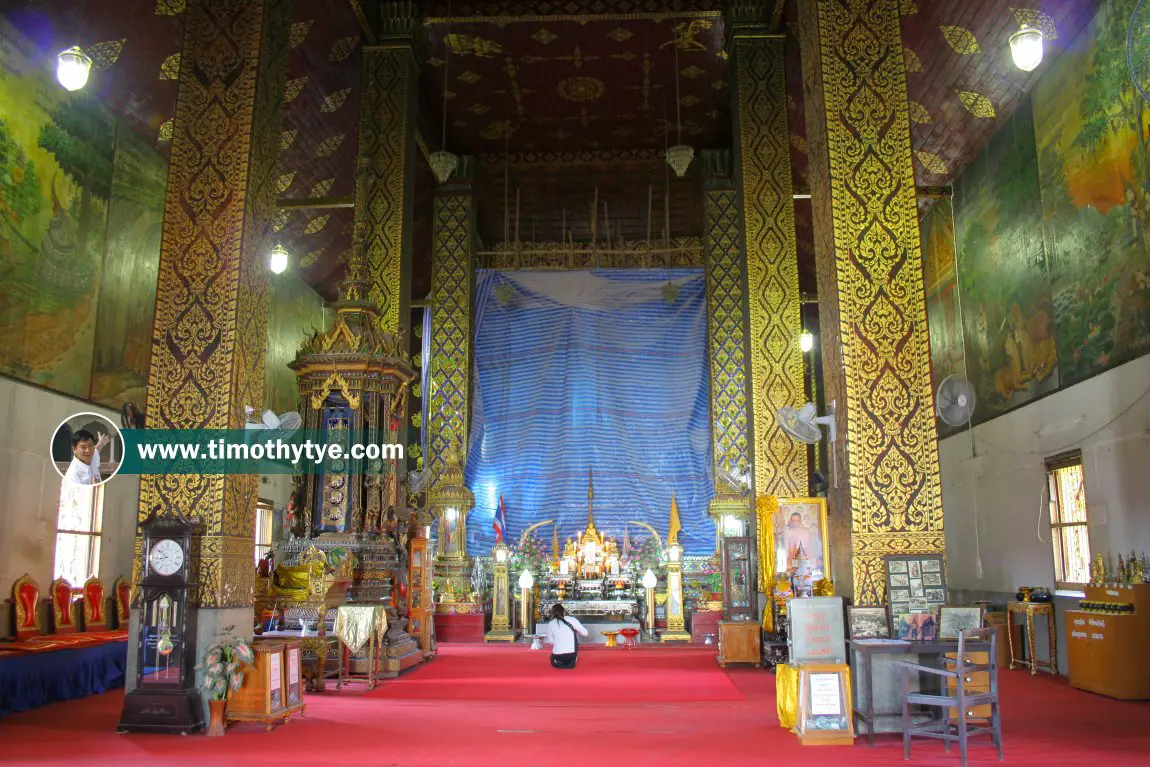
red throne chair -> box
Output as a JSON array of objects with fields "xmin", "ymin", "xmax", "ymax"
[
  {"xmin": 12, "ymin": 574, "xmax": 42, "ymax": 639},
  {"xmin": 82, "ymin": 576, "xmax": 107, "ymax": 631},
  {"xmin": 114, "ymin": 576, "xmax": 131, "ymax": 628},
  {"xmin": 49, "ymin": 578, "xmax": 77, "ymax": 634}
]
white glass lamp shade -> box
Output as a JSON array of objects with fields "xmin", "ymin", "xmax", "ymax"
[
  {"xmin": 642, "ymin": 569, "xmax": 657, "ymax": 589},
  {"xmin": 57, "ymin": 46, "xmax": 92, "ymax": 91},
  {"xmin": 269, "ymin": 244, "xmax": 289, "ymax": 274},
  {"xmin": 428, "ymin": 150, "xmax": 458, "ymax": 184},
  {"xmin": 667, "ymin": 543, "xmax": 682, "ymax": 562},
  {"xmin": 800, "ymin": 330, "xmax": 814, "ymax": 352},
  {"xmin": 1009, "ymin": 26, "xmax": 1044, "ymax": 72},
  {"xmin": 494, "ymin": 545, "xmax": 508, "ymax": 563},
  {"xmin": 445, "ymin": 506, "xmax": 458, "ymax": 522},
  {"xmin": 518, "ymin": 570, "xmax": 534, "ymax": 589},
  {"xmin": 666, "ymin": 144, "xmax": 694, "ymax": 178}
]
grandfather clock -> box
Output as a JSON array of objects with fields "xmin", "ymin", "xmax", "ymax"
[
  {"xmin": 118, "ymin": 511, "xmax": 204, "ymax": 734},
  {"xmin": 485, "ymin": 541, "xmax": 516, "ymax": 642}
]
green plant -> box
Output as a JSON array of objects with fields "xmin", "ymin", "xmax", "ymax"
[
  {"xmin": 196, "ymin": 627, "xmax": 254, "ymax": 702},
  {"xmin": 699, "ymin": 563, "xmax": 723, "ymax": 592},
  {"xmin": 510, "ymin": 532, "xmax": 551, "ymax": 579}
]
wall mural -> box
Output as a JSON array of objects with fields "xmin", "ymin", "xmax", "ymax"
[
  {"xmin": 927, "ymin": 0, "xmax": 1150, "ymax": 429},
  {"xmin": 920, "ymin": 198, "xmax": 965, "ymax": 437},
  {"xmin": 1032, "ymin": 0, "xmax": 1150, "ymax": 388}
]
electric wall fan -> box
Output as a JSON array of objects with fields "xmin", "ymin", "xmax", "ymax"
[
  {"xmin": 776, "ymin": 400, "xmax": 838, "ymax": 488},
  {"xmin": 936, "ymin": 375, "xmax": 976, "ymax": 428}
]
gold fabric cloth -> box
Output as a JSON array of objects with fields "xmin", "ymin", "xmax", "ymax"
[
  {"xmin": 334, "ymin": 605, "xmax": 388, "ymax": 656},
  {"xmin": 757, "ymin": 496, "xmax": 778, "ymax": 633},
  {"xmin": 776, "ymin": 662, "xmax": 854, "ymax": 733}
]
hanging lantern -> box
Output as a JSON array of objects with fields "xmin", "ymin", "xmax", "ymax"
[
  {"xmin": 666, "ymin": 144, "xmax": 694, "ymax": 178},
  {"xmin": 56, "ymin": 46, "xmax": 92, "ymax": 91},
  {"xmin": 428, "ymin": 150, "xmax": 459, "ymax": 184},
  {"xmin": 269, "ymin": 244, "xmax": 289, "ymax": 274},
  {"xmin": 1009, "ymin": 26, "xmax": 1044, "ymax": 72}
]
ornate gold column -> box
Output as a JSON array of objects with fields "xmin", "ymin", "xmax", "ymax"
[
  {"xmin": 427, "ymin": 156, "xmax": 475, "ymax": 481},
  {"xmin": 701, "ymin": 149, "xmax": 752, "ymax": 516},
  {"xmin": 137, "ymin": 0, "xmax": 292, "ymax": 609},
  {"xmin": 798, "ymin": 0, "xmax": 944, "ymax": 604},
  {"xmin": 353, "ymin": 1, "xmax": 421, "ymax": 335},
  {"xmin": 728, "ymin": 4, "xmax": 807, "ymax": 499}
]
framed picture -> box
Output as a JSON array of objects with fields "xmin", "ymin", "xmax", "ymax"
[
  {"xmin": 939, "ymin": 606, "xmax": 983, "ymax": 640},
  {"xmin": 897, "ymin": 612, "xmax": 938, "ymax": 641},
  {"xmin": 885, "ymin": 554, "xmax": 947, "ymax": 620},
  {"xmin": 773, "ymin": 498, "xmax": 831, "ymax": 580},
  {"xmin": 848, "ymin": 606, "xmax": 890, "ymax": 639}
]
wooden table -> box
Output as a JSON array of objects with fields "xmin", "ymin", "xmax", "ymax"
[
  {"xmin": 1007, "ymin": 601, "xmax": 1057, "ymax": 675},
  {"xmin": 718, "ymin": 620, "xmax": 761, "ymax": 667},
  {"xmin": 850, "ymin": 639, "xmax": 990, "ymax": 747}
]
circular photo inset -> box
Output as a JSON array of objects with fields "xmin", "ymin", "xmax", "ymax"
[{"xmin": 50, "ymin": 412, "xmax": 124, "ymax": 486}]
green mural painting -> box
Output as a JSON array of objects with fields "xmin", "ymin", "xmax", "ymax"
[
  {"xmin": 1032, "ymin": 0, "xmax": 1150, "ymax": 387},
  {"xmin": 953, "ymin": 99, "xmax": 1059, "ymax": 424},
  {"xmin": 920, "ymin": 199, "xmax": 965, "ymax": 436}
]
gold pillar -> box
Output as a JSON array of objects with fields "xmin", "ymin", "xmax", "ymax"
[
  {"xmin": 728, "ymin": 5, "xmax": 807, "ymax": 499},
  {"xmin": 798, "ymin": 0, "xmax": 944, "ymax": 604},
  {"xmin": 661, "ymin": 543, "xmax": 692, "ymax": 642},
  {"xmin": 427, "ymin": 156, "xmax": 475, "ymax": 481},
  {"xmin": 353, "ymin": 1, "xmax": 420, "ymax": 335},
  {"xmin": 137, "ymin": 0, "xmax": 291, "ymax": 608}
]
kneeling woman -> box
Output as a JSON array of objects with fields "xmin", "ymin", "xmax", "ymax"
[{"xmin": 544, "ymin": 603, "xmax": 588, "ymax": 669}]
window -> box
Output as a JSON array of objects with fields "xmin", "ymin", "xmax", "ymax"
[
  {"xmin": 54, "ymin": 480, "xmax": 104, "ymax": 586},
  {"xmin": 1047, "ymin": 452, "xmax": 1091, "ymax": 589},
  {"xmin": 254, "ymin": 501, "xmax": 275, "ymax": 564}
]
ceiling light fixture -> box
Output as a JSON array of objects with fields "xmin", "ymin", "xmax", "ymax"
[
  {"xmin": 56, "ymin": 45, "xmax": 92, "ymax": 91},
  {"xmin": 269, "ymin": 244, "xmax": 289, "ymax": 274},
  {"xmin": 430, "ymin": 16, "xmax": 458, "ymax": 183},
  {"xmin": 800, "ymin": 330, "xmax": 814, "ymax": 352},
  {"xmin": 667, "ymin": 32, "xmax": 693, "ymax": 178},
  {"xmin": 1009, "ymin": 25, "xmax": 1044, "ymax": 72}
]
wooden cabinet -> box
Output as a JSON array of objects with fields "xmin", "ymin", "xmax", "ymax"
[
  {"xmin": 721, "ymin": 538, "xmax": 756, "ymax": 621},
  {"xmin": 407, "ymin": 536, "xmax": 433, "ymax": 656},
  {"xmin": 718, "ymin": 620, "xmax": 761, "ymax": 667},
  {"xmin": 1065, "ymin": 584, "xmax": 1150, "ymax": 700},
  {"xmin": 229, "ymin": 641, "xmax": 305, "ymax": 730}
]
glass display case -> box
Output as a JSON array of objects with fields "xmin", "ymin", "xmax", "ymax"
[{"xmin": 722, "ymin": 536, "xmax": 755, "ymax": 621}]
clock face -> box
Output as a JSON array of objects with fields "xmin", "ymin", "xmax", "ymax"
[{"xmin": 149, "ymin": 538, "xmax": 185, "ymax": 576}]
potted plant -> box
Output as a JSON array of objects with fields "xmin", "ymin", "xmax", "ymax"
[{"xmin": 196, "ymin": 627, "xmax": 254, "ymax": 736}]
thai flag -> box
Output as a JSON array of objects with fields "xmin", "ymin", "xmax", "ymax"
[{"xmin": 493, "ymin": 496, "xmax": 507, "ymax": 543}]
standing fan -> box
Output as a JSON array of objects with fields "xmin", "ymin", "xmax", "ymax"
[
  {"xmin": 1129, "ymin": 0, "xmax": 1150, "ymax": 102},
  {"xmin": 776, "ymin": 400, "xmax": 838, "ymax": 488}
]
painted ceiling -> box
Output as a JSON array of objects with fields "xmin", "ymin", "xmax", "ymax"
[{"xmin": 0, "ymin": 0, "xmax": 1109, "ymax": 300}]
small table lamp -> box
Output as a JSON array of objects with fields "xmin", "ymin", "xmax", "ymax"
[
  {"xmin": 642, "ymin": 568, "xmax": 658, "ymax": 639},
  {"xmin": 518, "ymin": 569, "xmax": 535, "ymax": 638}
]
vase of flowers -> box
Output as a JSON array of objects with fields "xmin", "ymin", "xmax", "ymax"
[
  {"xmin": 195, "ymin": 627, "xmax": 254, "ymax": 736},
  {"xmin": 700, "ymin": 563, "xmax": 723, "ymax": 600}
]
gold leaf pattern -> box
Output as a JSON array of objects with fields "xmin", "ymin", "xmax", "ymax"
[
  {"xmin": 159, "ymin": 52, "xmax": 181, "ymax": 80},
  {"xmin": 290, "ymin": 21, "xmax": 313, "ymax": 49},
  {"xmin": 280, "ymin": 128, "xmax": 297, "ymax": 152},
  {"xmin": 940, "ymin": 25, "xmax": 981, "ymax": 55},
  {"xmin": 158, "ymin": 118, "xmax": 173, "ymax": 142},
  {"xmin": 272, "ymin": 209, "xmax": 290, "ymax": 233},
  {"xmin": 711, "ymin": 80, "xmax": 728, "ymax": 90},
  {"xmin": 320, "ymin": 88, "xmax": 352, "ymax": 113},
  {"xmin": 446, "ymin": 34, "xmax": 502, "ymax": 57},
  {"xmin": 276, "ymin": 173, "xmax": 296, "ymax": 193},
  {"xmin": 607, "ymin": 27, "xmax": 633, "ymax": 42},
  {"xmin": 1010, "ymin": 8, "xmax": 1058, "ymax": 40},
  {"xmin": 304, "ymin": 215, "xmax": 330, "ymax": 235},
  {"xmin": 427, "ymin": 56, "xmax": 444, "ymax": 67},
  {"xmin": 310, "ymin": 178, "xmax": 334, "ymax": 197},
  {"xmin": 790, "ymin": 134, "xmax": 809, "ymax": 154},
  {"xmin": 532, "ymin": 28, "xmax": 558, "ymax": 45},
  {"xmin": 467, "ymin": 103, "xmax": 489, "ymax": 115},
  {"xmin": 679, "ymin": 95, "xmax": 701, "ymax": 107},
  {"xmin": 958, "ymin": 90, "xmax": 996, "ymax": 118},
  {"xmin": 915, "ymin": 150, "xmax": 948, "ymax": 175},
  {"xmin": 87, "ymin": 39, "xmax": 125, "ymax": 71},
  {"xmin": 681, "ymin": 65, "xmax": 705, "ymax": 79},
  {"xmin": 329, "ymin": 36, "xmax": 359, "ymax": 62},
  {"xmin": 155, "ymin": 0, "xmax": 185, "ymax": 14},
  {"xmin": 284, "ymin": 76, "xmax": 308, "ymax": 103},
  {"xmin": 908, "ymin": 100, "xmax": 931, "ymax": 124},
  {"xmin": 300, "ymin": 248, "xmax": 324, "ymax": 268},
  {"xmin": 314, "ymin": 134, "xmax": 345, "ymax": 158},
  {"xmin": 900, "ymin": 0, "xmax": 918, "ymax": 14},
  {"xmin": 458, "ymin": 71, "xmax": 481, "ymax": 84},
  {"xmin": 903, "ymin": 47, "xmax": 922, "ymax": 73}
]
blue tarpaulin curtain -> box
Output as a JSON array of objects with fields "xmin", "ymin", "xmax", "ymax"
[{"xmin": 464, "ymin": 269, "xmax": 715, "ymax": 555}]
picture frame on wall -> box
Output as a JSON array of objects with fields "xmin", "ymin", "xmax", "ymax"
[
  {"xmin": 773, "ymin": 498, "xmax": 831, "ymax": 580},
  {"xmin": 884, "ymin": 554, "xmax": 947, "ymax": 619},
  {"xmin": 938, "ymin": 606, "xmax": 984, "ymax": 640},
  {"xmin": 848, "ymin": 606, "xmax": 891, "ymax": 639}
]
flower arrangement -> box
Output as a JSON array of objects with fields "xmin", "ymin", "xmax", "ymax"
[
  {"xmin": 510, "ymin": 532, "xmax": 552, "ymax": 579},
  {"xmin": 196, "ymin": 627, "xmax": 254, "ymax": 702},
  {"xmin": 699, "ymin": 562, "xmax": 723, "ymax": 594}
]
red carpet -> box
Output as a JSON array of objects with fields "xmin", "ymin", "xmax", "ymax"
[
  {"xmin": 1, "ymin": 644, "xmax": 1148, "ymax": 766},
  {"xmin": 369, "ymin": 644, "xmax": 743, "ymax": 702}
]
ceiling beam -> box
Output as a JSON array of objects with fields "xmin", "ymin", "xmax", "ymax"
[
  {"xmin": 277, "ymin": 196, "xmax": 356, "ymax": 210},
  {"xmin": 349, "ymin": 0, "xmax": 377, "ymax": 44}
]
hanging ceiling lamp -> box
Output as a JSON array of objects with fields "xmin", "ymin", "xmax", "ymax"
[
  {"xmin": 431, "ymin": 24, "xmax": 458, "ymax": 184},
  {"xmin": 666, "ymin": 30, "xmax": 693, "ymax": 178},
  {"xmin": 56, "ymin": 45, "xmax": 92, "ymax": 91},
  {"xmin": 1009, "ymin": 25, "xmax": 1044, "ymax": 72},
  {"xmin": 269, "ymin": 244, "xmax": 289, "ymax": 274}
]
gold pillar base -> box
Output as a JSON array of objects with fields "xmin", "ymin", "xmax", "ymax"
[
  {"xmin": 484, "ymin": 630, "xmax": 519, "ymax": 643},
  {"xmin": 660, "ymin": 631, "xmax": 692, "ymax": 643}
]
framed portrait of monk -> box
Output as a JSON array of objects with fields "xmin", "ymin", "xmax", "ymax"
[{"xmin": 773, "ymin": 498, "xmax": 830, "ymax": 580}]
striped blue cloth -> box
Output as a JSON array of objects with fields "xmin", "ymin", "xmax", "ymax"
[{"xmin": 463, "ymin": 269, "xmax": 715, "ymax": 555}]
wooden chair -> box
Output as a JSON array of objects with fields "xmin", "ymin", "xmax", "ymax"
[
  {"xmin": 49, "ymin": 578, "xmax": 78, "ymax": 634},
  {"xmin": 82, "ymin": 577, "xmax": 107, "ymax": 631},
  {"xmin": 114, "ymin": 576, "xmax": 131, "ymax": 628},
  {"xmin": 12, "ymin": 574, "xmax": 42, "ymax": 639},
  {"xmin": 899, "ymin": 628, "xmax": 1003, "ymax": 766}
]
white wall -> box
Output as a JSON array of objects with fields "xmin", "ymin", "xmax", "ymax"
[
  {"xmin": 0, "ymin": 376, "xmax": 140, "ymax": 636},
  {"xmin": 940, "ymin": 355, "xmax": 1150, "ymax": 673}
]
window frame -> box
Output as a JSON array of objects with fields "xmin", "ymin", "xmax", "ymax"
[
  {"xmin": 1046, "ymin": 450, "xmax": 1091, "ymax": 590},
  {"xmin": 254, "ymin": 500, "xmax": 275, "ymax": 564},
  {"xmin": 53, "ymin": 480, "xmax": 105, "ymax": 585}
]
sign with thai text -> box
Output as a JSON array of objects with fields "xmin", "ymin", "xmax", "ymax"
[{"xmin": 789, "ymin": 597, "xmax": 846, "ymax": 664}]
